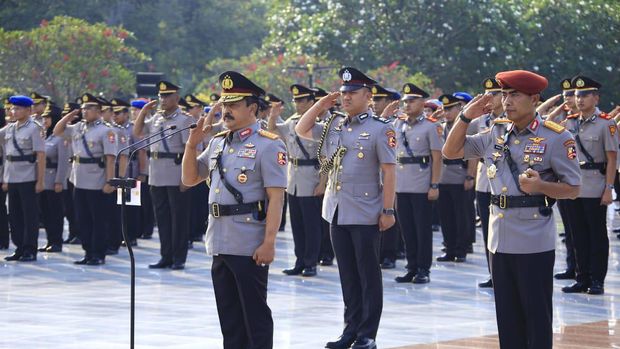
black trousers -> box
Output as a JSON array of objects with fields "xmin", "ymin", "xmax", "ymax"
[
  {"xmin": 7, "ymin": 182, "xmax": 39, "ymax": 256},
  {"xmin": 565, "ymin": 198, "xmax": 609, "ymax": 284},
  {"xmin": 150, "ymin": 186, "xmax": 190, "ymax": 264},
  {"xmin": 139, "ymin": 179, "xmax": 154, "ymax": 237},
  {"xmin": 279, "ymin": 194, "xmax": 287, "ymax": 230},
  {"xmin": 74, "ymin": 188, "xmax": 109, "ymax": 259},
  {"xmin": 438, "ymin": 184, "xmax": 470, "ymax": 257},
  {"xmin": 557, "ymin": 199, "xmax": 575, "ymax": 272},
  {"xmin": 396, "ymin": 193, "xmax": 433, "ymax": 272},
  {"xmin": 39, "ymin": 190, "xmax": 64, "ymax": 246},
  {"xmin": 212, "ymin": 255, "xmax": 273, "ymax": 349},
  {"xmin": 491, "ymin": 251, "xmax": 554, "ymax": 349},
  {"xmin": 189, "ymin": 181, "xmax": 209, "ymax": 240},
  {"xmin": 319, "ymin": 217, "xmax": 334, "ymax": 261},
  {"xmin": 476, "ymin": 191, "xmax": 491, "ymax": 272},
  {"xmin": 64, "ymin": 180, "xmax": 78, "ymax": 240},
  {"xmin": 288, "ymin": 193, "xmax": 322, "ymax": 268},
  {"xmin": 106, "ymin": 192, "xmax": 123, "ymax": 250},
  {"xmin": 331, "ymin": 219, "xmax": 382, "ymax": 339},
  {"xmin": 465, "ymin": 189, "xmax": 476, "ymax": 243},
  {"xmin": 0, "ymin": 188, "xmax": 10, "ymax": 247}
]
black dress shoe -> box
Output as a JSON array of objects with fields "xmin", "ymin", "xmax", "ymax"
[
  {"xmin": 105, "ymin": 248, "xmax": 119, "ymax": 256},
  {"xmin": 454, "ymin": 256, "xmax": 466, "ymax": 263},
  {"xmin": 121, "ymin": 240, "xmax": 138, "ymax": 247},
  {"xmin": 319, "ymin": 258, "xmax": 334, "ymax": 266},
  {"xmin": 440, "ymin": 247, "xmax": 447, "ymax": 252},
  {"xmin": 432, "ymin": 224, "xmax": 440, "ymax": 232},
  {"xmin": 4, "ymin": 253, "xmax": 21, "ymax": 261},
  {"xmin": 395, "ymin": 251, "xmax": 405, "ymax": 260},
  {"xmin": 301, "ymin": 266, "xmax": 317, "ymax": 277},
  {"xmin": 282, "ymin": 266, "xmax": 303, "ymax": 275},
  {"xmin": 554, "ymin": 270, "xmax": 575, "ymax": 280},
  {"xmin": 139, "ymin": 233, "xmax": 152, "ymax": 240},
  {"xmin": 192, "ymin": 236, "xmax": 203, "ymax": 242},
  {"xmin": 86, "ymin": 258, "xmax": 105, "ymax": 266},
  {"xmin": 613, "ymin": 227, "xmax": 620, "ymax": 233},
  {"xmin": 0, "ymin": 245, "xmax": 8, "ymax": 250},
  {"xmin": 351, "ymin": 337, "xmax": 377, "ymax": 349},
  {"xmin": 478, "ymin": 279, "xmax": 493, "ymax": 288},
  {"xmin": 395, "ymin": 271, "xmax": 416, "ymax": 283},
  {"xmin": 380, "ymin": 258, "xmax": 395, "ymax": 269},
  {"xmin": 562, "ymin": 282, "xmax": 589, "ymax": 293},
  {"xmin": 466, "ymin": 245, "xmax": 474, "ymax": 254},
  {"xmin": 170, "ymin": 262, "xmax": 185, "ymax": 270},
  {"xmin": 18, "ymin": 254, "xmax": 36, "ymax": 262},
  {"xmin": 45, "ymin": 244, "xmax": 62, "ymax": 253},
  {"xmin": 74, "ymin": 257, "xmax": 90, "ymax": 265},
  {"xmin": 559, "ymin": 232, "xmax": 566, "ymax": 237},
  {"xmin": 436, "ymin": 254, "xmax": 455, "ymax": 262},
  {"xmin": 187, "ymin": 241, "xmax": 194, "ymax": 249},
  {"xmin": 413, "ymin": 269, "xmax": 430, "ymax": 284},
  {"xmin": 68, "ymin": 237, "xmax": 82, "ymax": 245},
  {"xmin": 325, "ymin": 333, "xmax": 356, "ymax": 349},
  {"xmin": 587, "ymin": 281, "xmax": 604, "ymax": 295},
  {"xmin": 149, "ymin": 260, "xmax": 172, "ymax": 269},
  {"xmin": 38, "ymin": 244, "xmax": 51, "ymax": 252}
]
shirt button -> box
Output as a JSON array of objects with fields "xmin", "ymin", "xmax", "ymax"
[
  {"xmin": 364, "ymin": 192, "xmax": 369, "ymax": 196},
  {"xmin": 502, "ymin": 187, "xmax": 508, "ymax": 192},
  {"xmin": 533, "ymin": 214, "xmax": 539, "ymax": 218},
  {"xmin": 246, "ymin": 217, "xmax": 251, "ymax": 222},
  {"xmin": 336, "ymin": 185, "xmax": 342, "ymax": 191},
  {"xmin": 228, "ymin": 148, "xmax": 234, "ymax": 153},
  {"xmin": 347, "ymin": 128, "xmax": 353, "ymax": 132},
  {"xmin": 223, "ymin": 168, "xmax": 227, "ymax": 173},
  {"xmin": 514, "ymin": 140, "xmax": 520, "ymax": 145},
  {"xmin": 498, "ymin": 213, "xmax": 504, "ymax": 218},
  {"xmin": 339, "ymin": 165, "xmax": 343, "ymax": 169},
  {"xmin": 241, "ymin": 166, "xmax": 246, "ymax": 171},
  {"xmin": 215, "ymin": 188, "xmax": 220, "ymax": 193}
]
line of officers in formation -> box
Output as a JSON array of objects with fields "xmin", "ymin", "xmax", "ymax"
[{"xmin": 1, "ymin": 66, "xmax": 618, "ymax": 349}]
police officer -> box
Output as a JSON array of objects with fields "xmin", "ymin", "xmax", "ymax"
[
  {"xmin": 393, "ymin": 82, "xmax": 443, "ymax": 284},
  {"xmin": 269, "ymin": 84, "xmax": 323, "ymax": 277},
  {"xmin": 444, "ymin": 70, "xmax": 581, "ymax": 349},
  {"xmin": 130, "ymin": 99, "xmax": 155, "ymax": 240},
  {"xmin": 1, "ymin": 95, "xmax": 46, "ymax": 262},
  {"xmin": 30, "ymin": 92, "xmax": 48, "ymax": 124},
  {"xmin": 54, "ymin": 93, "xmax": 118, "ymax": 265},
  {"xmin": 133, "ymin": 81, "xmax": 194, "ymax": 270},
  {"xmin": 561, "ymin": 75, "xmax": 617, "ymax": 295},
  {"xmin": 372, "ymin": 84, "xmax": 402, "ymax": 269},
  {"xmin": 546, "ymin": 78, "xmax": 578, "ymax": 123},
  {"xmin": 38, "ymin": 103, "xmax": 69, "ymax": 253},
  {"xmin": 466, "ymin": 77, "xmax": 504, "ymax": 288},
  {"xmin": 436, "ymin": 94, "xmax": 476, "ymax": 263},
  {"xmin": 61, "ymin": 102, "xmax": 81, "ymax": 245},
  {"xmin": 296, "ymin": 67, "xmax": 396, "ymax": 349},
  {"xmin": 182, "ymin": 71, "xmax": 286, "ymax": 349},
  {"xmin": 0, "ymin": 104, "xmax": 8, "ymax": 250}
]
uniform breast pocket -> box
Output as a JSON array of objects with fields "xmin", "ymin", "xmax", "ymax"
[
  {"xmin": 353, "ymin": 183, "xmax": 379, "ymax": 199},
  {"xmin": 17, "ymin": 136, "xmax": 32, "ymax": 150},
  {"xmin": 233, "ymin": 159, "xmax": 257, "ymax": 185},
  {"xmin": 517, "ymin": 207, "xmax": 547, "ymax": 221},
  {"xmin": 353, "ymin": 139, "xmax": 373, "ymax": 159}
]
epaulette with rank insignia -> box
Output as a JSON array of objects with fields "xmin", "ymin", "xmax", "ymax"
[
  {"xmin": 492, "ymin": 118, "xmax": 512, "ymax": 124},
  {"xmin": 213, "ymin": 130, "xmax": 229, "ymax": 138},
  {"xmin": 32, "ymin": 119, "xmax": 43, "ymax": 128},
  {"xmin": 426, "ymin": 116, "xmax": 438, "ymax": 123},
  {"xmin": 543, "ymin": 120, "xmax": 565, "ymax": 133},
  {"xmin": 566, "ymin": 113, "xmax": 579, "ymax": 119},
  {"xmin": 258, "ymin": 129, "xmax": 280, "ymax": 140},
  {"xmin": 599, "ymin": 112, "xmax": 611, "ymax": 120},
  {"xmin": 290, "ymin": 114, "xmax": 301, "ymax": 120},
  {"xmin": 372, "ymin": 115, "xmax": 390, "ymax": 124}
]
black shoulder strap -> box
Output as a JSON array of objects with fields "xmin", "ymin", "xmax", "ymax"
[
  {"xmin": 214, "ymin": 141, "xmax": 244, "ymax": 204},
  {"xmin": 294, "ymin": 135, "xmax": 311, "ymax": 160},
  {"xmin": 11, "ymin": 126, "xmax": 24, "ymax": 156},
  {"xmin": 574, "ymin": 134, "xmax": 595, "ymax": 164},
  {"xmin": 501, "ymin": 128, "xmax": 525, "ymax": 194}
]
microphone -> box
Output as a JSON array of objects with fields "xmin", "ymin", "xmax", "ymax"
[
  {"xmin": 124, "ymin": 123, "xmax": 197, "ymax": 178},
  {"xmin": 114, "ymin": 125, "xmax": 177, "ymax": 178}
]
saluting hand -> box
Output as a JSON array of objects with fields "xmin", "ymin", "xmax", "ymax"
[
  {"xmin": 188, "ymin": 116, "xmax": 208, "ymax": 149},
  {"xmin": 462, "ymin": 94, "xmax": 494, "ymax": 121},
  {"xmin": 269, "ymin": 101, "xmax": 283, "ymax": 119},
  {"xmin": 380, "ymin": 100, "xmax": 400, "ymax": 118},
  {"xmin": 317, "ymin": 92, "xmax": 340, "ymax": 110},
  {"xmin": 143, "ymin": 100, "xmax": 158, "ymax": 111},
  {"xmin": 518, "ymin": 168, "xmax": 541, "ymax": 194}
]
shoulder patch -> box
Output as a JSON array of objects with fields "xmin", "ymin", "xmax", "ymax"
[
  {"xmin": 258, "ymin": 129, "xmax": 280, "ymax": 140},
  {"xmin": 543, "ymin": 120, "xmax": 565, "ymax": 133},
  {"xmin": 566, "ymin": 113, "xmax": 579, "ymax": 119},
  {"xmin": 599, "ymin": 112, "xmax": 612, "ymax": 120},
  {"xmin": 372, "ymin": 115, "xmax": 390, "ymax": 124},
  {"xmin": 214, "ymin": 130, "xmax": 230, "ymax": 138}
]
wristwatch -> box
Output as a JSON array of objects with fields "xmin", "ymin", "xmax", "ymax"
[
  {"xmin": 382, "ymin": 208, "xmax": 395, "ymax": 216},
  {"xmin": 458, "ymin": 112, "xmax": 472, "ymax": 124},
  {"xmin": 607, "ymin": 184, "xmax": 614, "ymax": 190},
  {"xmin": 465, "ymin": 175, "xmax": 475, "ymax": 181},
  {"xmin": 430, "ymin": 183, "xmax": 439, "ymax": 190}
]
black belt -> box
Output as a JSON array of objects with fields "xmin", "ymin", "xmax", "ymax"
[
  {"xmin": 146, "ymin": 150, "xmax": 183, "ymax": 160},
  {"xmin": 579, "ymin": 162, "xmax": 605, "ymax": 170},
  {"xmin": 209, "ymin": 201, "xmax": 264, "ymax": 218},
  {"xmin": 6, "ymin": 154, "xmax": 36, "ymax": 162},
  {"xmin": 397, "ymin": 156, "xmax": 430, "ymax": 164},
  {"xmin": 290, "ymin": 158, "xmax": 319, "ymax": 166},
  {"xmin": 443, "ymin": 159, "xmax": 465, "ymax": 165},
  {"xmin": 491, "ymin": 194, "xmax": 555, "ymax": 209},
  {"xmin": 73, "ymin": 156, "xmax": 102, "ymax": 164}
]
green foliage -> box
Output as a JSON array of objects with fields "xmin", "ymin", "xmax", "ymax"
[{"xmin": 0, "ymin": 16, "xmax": 147, "ymax": 103}]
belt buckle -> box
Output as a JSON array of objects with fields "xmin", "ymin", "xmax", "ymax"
[
  {"xmin": 152, "ymin": 152, "xmax": 159, "ymax": 160},
  {"xmin": 292, "ymin": 158, "xmax": 298, "ymax": 167},
  {"xmin": 499, "ymin": 194, "xmax": 507, "ymax": 209},
  {"xmin": 211, "ymin": 203, "xmax": 220, "ymax": 218},
  {"xmin": 75, "ymin": 157, "xmax": 80, "ymax": 164}
]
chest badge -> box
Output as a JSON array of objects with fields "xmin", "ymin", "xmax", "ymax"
[
  {"xmin": 237, "ymin": 173, "xmax": 248, "ymax": 184},
  {"xmin": 523, "ymin": 143, "xmax": 546, "ymax": 154},
  {"xmin": 492, "ymin": 151, "xmax": 502, "ymax": 160},
  {"xmin": 529, "ymin": 137, "xmax": 546, "ymax": 144},
  {"xmin": 487, "ymin": 164, "xmax": 497, "ymax": 179},
  {"xmin": 357, "ymin": 152, "xmax": 365, "ymax": 159},
  {"xmin": 244, "ymin": 143, "xmax": 255, "ymax": 148}
]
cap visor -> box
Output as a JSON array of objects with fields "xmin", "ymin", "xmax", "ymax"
[
  {"xmin": 401, "ymin": 95, "xmax": 422, "ymax": 101},
  {"xmin": 339, "ymin": 85, "xmax": 364, "ymax": 92}
]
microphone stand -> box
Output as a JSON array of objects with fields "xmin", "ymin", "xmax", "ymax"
[{"xmin": 107, "ymin": 123, "xmax": 195, "ymax": 349}]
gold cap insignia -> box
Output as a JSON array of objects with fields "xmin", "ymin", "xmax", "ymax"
[
  {"xmin": 562, "ymin": 80, "xmax": 571, "ymax": 89},
  {"xmin": 82, "ymin": 95, "xmax": 88, "ymax": 102},
  {"xmin": 221, "ymin": 75, "xmax": 233, "ymax": 90},
  {"xmin": 30, "ymin": 93, "xmax": 36, "ymax": 98},
  {"xmin": 404, "ymin": 85, "xmax": 411, "ymax": 93},
  {"xmin": 111, "ymin": 100, "xmax": 118, "ymax": 105},
  {"xmin": 371, "ymin": 86, "xmax": 378, "ymax": 94},
  {"xmin": 159, "ymin": 82, "xmax": 167, "ymax": 90},
  {"xmin": 442, "ymin": 96, "xmax": 450, "ymax": 104},
  {"xmin": 485, "ymin": 80, "xmax": 493, "ymax": 88},
  {"xmin": 265, "ymin": 95, "xmax": 271, "ymax": 101},
  {"xmin": 292, "ymin": 86, "xmax": 299, "ymax": 95},
  {"xmin": 342, "ymin": 69, "xmax": 352, "ymax": 82},
  {"xmin": 576, "ymin": 79, "xmax": 585, "ymax": 88},
  {"xmin": 185, "ymin": 96, "xmax": 192, "ymax": 102}
]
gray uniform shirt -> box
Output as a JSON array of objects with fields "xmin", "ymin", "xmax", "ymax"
[
  {"xmin": 468, "ymin": 113, "xmax": 502, "ymax": 193},
  {"xmin": 311, "ymin": 110, "xmax": 396, "ymax": 225},
  {"xmin": 143, "ymin": 109, "xmax": 193, "ymax": 186},
  {"xmin": 197, "ymin": 122, "xmax": 287, "ymax": 256},
  {"xmin": 394, "ymin": 115, "xmax": 443, "ymax": 193},
  {"xmin": 274, "ymin": 114, "xmax": 321, "ymax": 197},
  {"xmin": 463, "ymin": 114, "xmax": 581, "ymax": 254},
  {"xmin": 1, "ymin": 120, "xmax": 45, "ymax": 183},
  {"xmin": 44, "ymin": 135, "xmax": 70, "ymax": 190},
  {"xmin": 64, "ymin": 119, "xmax": 118, "ymax": 190},
  {"xmin": 563, "ymin": 108, "xmax": 618, "ymax": 198},
  {"xmin": 440, "ymin": 121, "xmax": 467, "ymax": 184}
]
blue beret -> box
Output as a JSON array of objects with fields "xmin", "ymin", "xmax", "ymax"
[
  {"xmin": 9, "ymin": 95, "xmax": 34, "ymax": 107},
  {"xmin": 203, "ymin": 106, "xmax": 211, "ymax": 114},
  {"xmin": 453, "ymin": 92, "xmax": 473, "ymax": 103},
  {"xmin": 131, "ymin": 100, "xmax": 147, "ymax": 109}
]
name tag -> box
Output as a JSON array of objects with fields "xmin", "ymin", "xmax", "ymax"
[{"xmin": 524, "ymin": 143, "xmax": 546, "ymax": 154}]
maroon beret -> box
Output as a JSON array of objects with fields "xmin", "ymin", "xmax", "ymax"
[{"xmin": 495, "ymin": 70, "xmax": 548, "ymax": 95}]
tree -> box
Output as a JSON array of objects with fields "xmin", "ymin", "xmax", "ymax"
[{"xmin": 0, "ymin": 16, "xmax": 148, "ymax": 103}]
